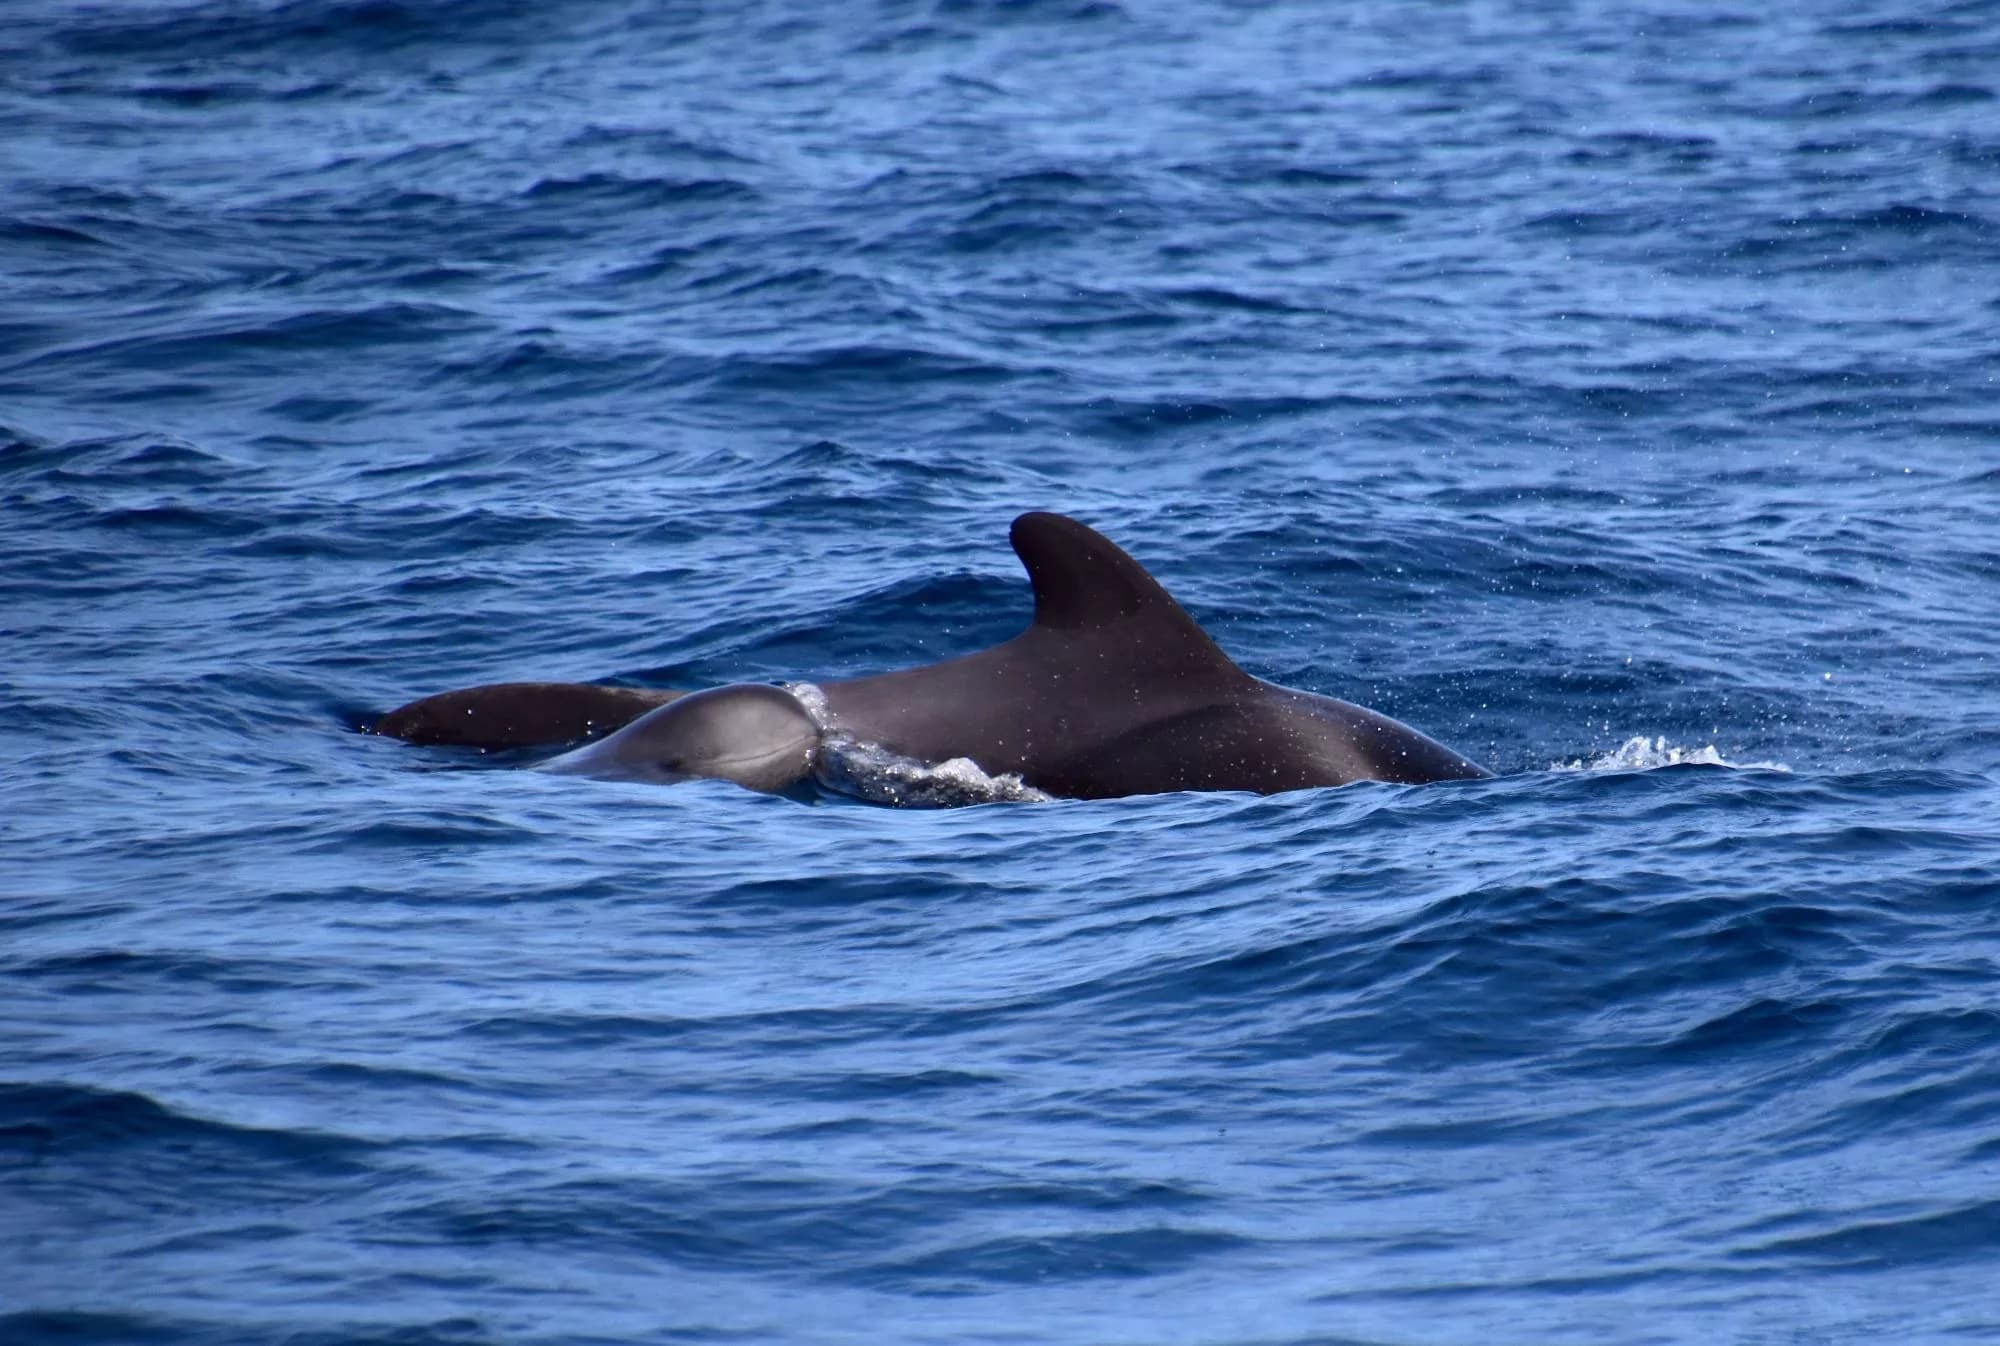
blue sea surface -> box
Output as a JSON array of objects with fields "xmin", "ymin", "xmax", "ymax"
[{"xmin": 4, "ymin": 0, "xmax": 1999, "ymax": 1342}]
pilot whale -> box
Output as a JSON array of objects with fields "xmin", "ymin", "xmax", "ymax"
[{"xmin": 373, "ymin": 511, "xmax": 1489, "ymax": 799}]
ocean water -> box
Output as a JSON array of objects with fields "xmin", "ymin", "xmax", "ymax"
[{"xmin": 4, "ymin": 0, "xmax": 1999, "ymax": 1342}]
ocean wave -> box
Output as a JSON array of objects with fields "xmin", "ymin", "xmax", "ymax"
[
  {"xmin": 0, "ymin": 1081, "xmax": 375, "ymax": 1167},
  {"xmin": 6, "ymin": 0, "xmax": 1999, "ymax": 1340}
]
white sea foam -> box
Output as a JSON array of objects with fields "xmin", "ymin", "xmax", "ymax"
[
  {"xmin": 784, "ymin": 681, "xmax": 1052, "ymax": 806},
  {"xmin": 814, "ymin": 739, "xmax": 1054, "ymax": 807},
  {"xmin": 784, "ymin": 680, "xmax": 834, "ymax": 727},
  {"xmin": 1552, "ymin": 735, "xmax": 1791, "ymax": 774}
]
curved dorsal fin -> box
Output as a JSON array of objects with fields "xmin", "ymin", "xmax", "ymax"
[{"xmin": 1008, "ymin": 511, "xmax": 1242, "ymax": 673}]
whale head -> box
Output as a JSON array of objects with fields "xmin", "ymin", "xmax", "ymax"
[{"xmin": 540, "ymin": 682, "xmax": 821, "ymax": 792}]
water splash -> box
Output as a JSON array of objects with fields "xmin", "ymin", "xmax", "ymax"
[
  {"xmin": 785, "ymin": 682, "xmax": 1053, "ymax": 807},
  {"xmin": 1552, "ymin": 735, "xmax": 1792, "ymax": 774},
  {"xmin": 814, "ymin": 738, "xmax": 1054, "ymax": 807}
]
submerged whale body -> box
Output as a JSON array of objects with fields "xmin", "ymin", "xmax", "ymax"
[{"xmin": 373, "ymin": 511, "xmax": 1490, "ymax": 799}]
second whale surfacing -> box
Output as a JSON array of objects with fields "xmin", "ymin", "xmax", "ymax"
[{"xmin": 373, "ymin": 511, "xmax": 1490, "ymax": 800}]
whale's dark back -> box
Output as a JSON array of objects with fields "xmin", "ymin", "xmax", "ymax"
[{"xmin": 818, "ymin": 512, "xmax": 1488, "ymax": 796}]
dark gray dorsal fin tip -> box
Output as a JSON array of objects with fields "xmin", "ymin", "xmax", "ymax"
[{"xmin": 1007, "ymin": 512, "xmax": 1242, "ymax": 670}]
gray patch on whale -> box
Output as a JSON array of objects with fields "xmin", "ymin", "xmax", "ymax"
[{"xmin": 539, "ymin": 682, "xmax": 821, "ymax": 792}]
